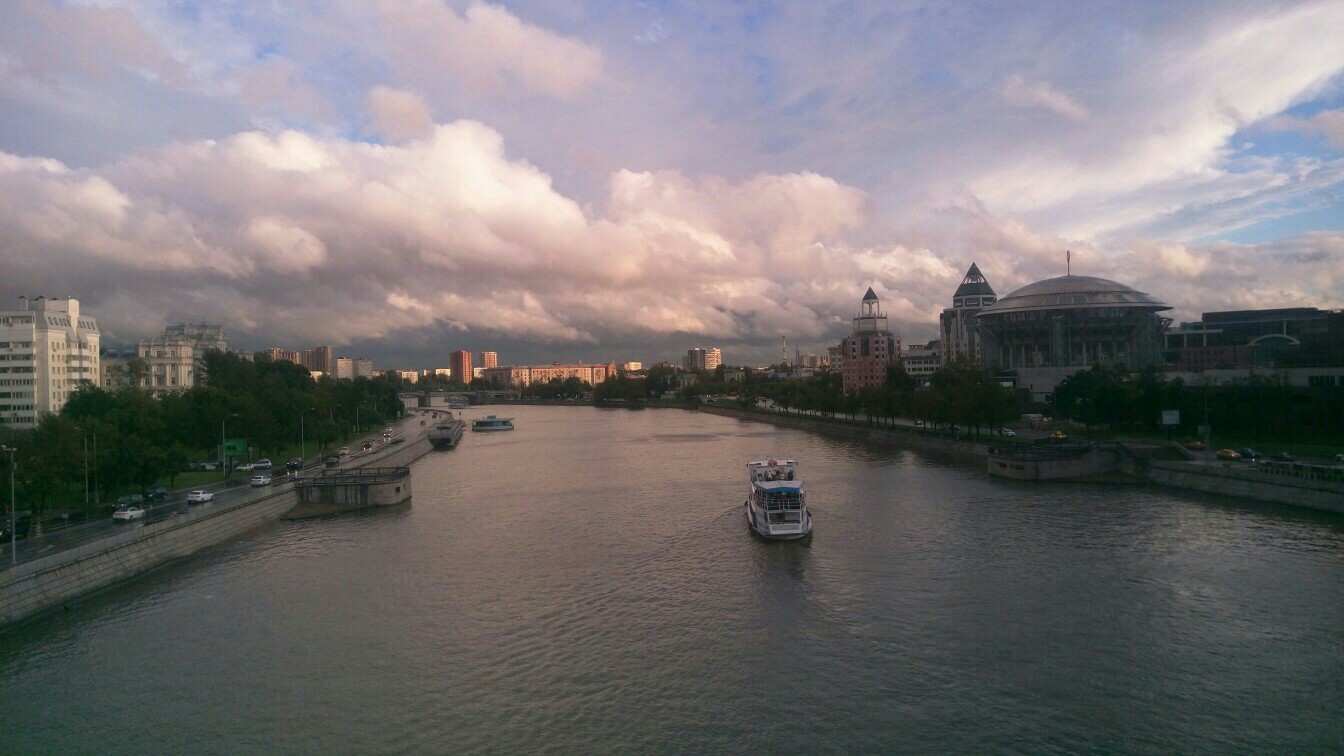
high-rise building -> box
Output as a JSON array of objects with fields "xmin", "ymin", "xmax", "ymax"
[
  {"xmin": 450, "ymin": 350, "xmax": 473, "ymax": 384},
  {"xmin": 354, "ymin": 358, "xmax": 374, "ymax": 378},
  {"xmin": 481, "ymin": 363, "xmax": 617, "ymax": 387},
  {"xmin": 479, "ymin": 351, "xmax": 498, "ymax": 369},
  {"xmin": 332, "ymin": 357, "xmax": 354, "ymax": 380},
  {"xmin": 0, "ymin": 296, "xmax": 101, "ymax": 427},
  {"xmin": 311, "ymin": 345, "xmax": 333, "ymax": 374},
  {"xmin": 839, "ymin": 287, "xmax": 900, "ymax": 393},
  {"xmin": 939, "ymin": 263, "xmax": 996, "ymax": 365},
  {"xmin": 684, "ymin": 347, "xmax": 722, "ymax": 371}
]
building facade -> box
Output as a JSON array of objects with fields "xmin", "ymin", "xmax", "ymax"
[
  {"xmin": 332, "ymin": 357, "xmax": 354, "ymax": 380},
  {"xmin": 939, "ymin": 263, "xmax": 996, "ymax": 365},
  {"xmin": 839, "ymin": 287, "xmax": 900, "ymax": 393},
  {"xmin": 1164, "ymin": 307, "xmax": 1344, "ymax": 369},
  {"xmin": 0, "ymin": 296, "xmax": 101, "ymax": 427},
  {"xmin": 479, "ymin": 351, "xmax": 499, "ymax": 369},
  {"xmin": 450, "ymin": 351, "xmax": 473, "ymax": 384},
  {"xmin": 903, "ymin": 341, "xmax": 942, "ymax": 382},
  {"xmin": 684, "ymin": 347, "xmax": 722, "ymax": 372},
  {"xmin": 977, "ymin": 275, "xmax": 1172, "ymax": 402},
  {"xmin": 481, "ymin": 363, "xmax": 617, "ymax": 387}
]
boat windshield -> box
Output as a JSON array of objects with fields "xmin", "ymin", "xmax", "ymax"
[{"xmin": 757, "ymin": 490, "xmax": 803, "ymax": 510}]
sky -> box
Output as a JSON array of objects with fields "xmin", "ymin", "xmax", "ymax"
[{"xmin": 2, "ymin": 0, "xmax": 1343, "ymax": 369}]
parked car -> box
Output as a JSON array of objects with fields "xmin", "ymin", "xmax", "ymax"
[
  {"xmin": 253, "ymin": 458, "xmax": 273, "ymax": 470},
  {"xmin": 1216, "ymin": 449, "xmax": 1241, "ymax": 460},
  {"xmin": 186, "ymin": 490, "xmax": 214, "ymax": 503},
  {"xmin": 143, "ymin": 486, "xmax": 168, "ymax": 502},
  {"xmin": 1269, "ymin": 451, "xmax": 1296, "ymax": 462},
  {"xmin": 115, "ymin": 494, "xmax": 144, "ymax": 508},
  {"xmin": 236, "ymin": 462, "xmax": 255, "ymax": 472},
  {"xmin": 1050, "ymin": 430, "xmax": 1069, "ymax": 440},
  {"xmin": 250, "ymin": 474, "xmax": 271, "ymax": 487},
  {"xmin": 0, "ymin": 516, "xmax": 32, "ymax": 540},
  {"xmin": 997, "ymin": 428, "xmax": 1016, "ymax": 437},
  {"xmin": 112, "ymin": 506, "xmax": 145, "ymax": 521},
  {"xmin": 189, "ymin": 460, "xmax": 219, "ymax": 471},
  {"xmin": 1182, "ymin": 440, "xmax": 1206, "ymax": 451},
  {"xmin": 1236, "ymin": 448, "xmax": 1262, "ymax": 461}
]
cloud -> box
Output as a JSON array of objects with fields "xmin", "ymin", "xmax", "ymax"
[
  {"xmin": 1001, "ymin": 74, "xmax": 1089, "ymax": 121},
  {"xmin": 367, "ymin": 86, "xmax": 434, "ymax": 143},
  {"xmin": 374, "ymin": 0, "xmax": 604, "ymax": 99}
]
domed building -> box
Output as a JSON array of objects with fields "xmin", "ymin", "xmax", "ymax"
[{"xmin": 976, "ymin": 275, "xmax": 1172, "ymax": 402}]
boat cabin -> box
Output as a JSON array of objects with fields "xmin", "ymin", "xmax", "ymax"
[{"xmin": 747, "ymin": 458, "xmax": 797, "ymax": 483}]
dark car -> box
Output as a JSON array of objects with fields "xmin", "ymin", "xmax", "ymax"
[
  {"xmin": 143, "ymin": 486, "xmax": 168, "ymax": 502},
  {"xmin": 1236, "ymin": 447, "xmax": 1262, "ymax": 461},
  {"xmin": 115, "ymin": 494, "xmax": 144, "ymax": 508},
  {"xmin": 1269, "ymin": 451, "xmax": 1296, "ymax": 462},
  {"xmin": 0, "ymin": 516, "xmax": 32, "ymax": 541},
  {"xmin": 325, "ymin": 456, "xmax": 340, "ymax": 468}
]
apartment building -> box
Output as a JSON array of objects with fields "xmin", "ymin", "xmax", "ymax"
[{"xmin": 0, "ymin": 296, "xmax": 101, "ymax": 426}]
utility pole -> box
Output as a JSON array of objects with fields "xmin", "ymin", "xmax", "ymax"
[{"xmin": 2, "ymin": 445, "xmax": 16, "ymax": 566}]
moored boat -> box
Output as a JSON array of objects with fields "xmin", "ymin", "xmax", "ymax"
[
  {"xmin": 471, "ymin": 415, "xmax": 515, "ymax": 431},
  {"xmin": 428, "ymin": 419, "xmax": 466, "ymax": 450},
  {"xmin": 745, "ymin": 458, "xmax": 812, "ymax": 540}
]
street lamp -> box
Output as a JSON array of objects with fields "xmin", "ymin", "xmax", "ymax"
[
  {"xmin": 221, "ymin": 413, "xmax": 238, "ymax": 481},
  {"xmin": 1, "ymin": 445, "xmax": 16, "ymax": 566},
  {"xmin": 301, "ymin": 407, "xmax": 315, "ymax": 460},
  {"xmin": 74, "ymin": 426, "xmax": 90, "ymax": 508}
]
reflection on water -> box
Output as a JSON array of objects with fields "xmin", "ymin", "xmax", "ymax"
[{"xmin": 3, "ymin": 405, "xmax": 1342, "ymax": 754}]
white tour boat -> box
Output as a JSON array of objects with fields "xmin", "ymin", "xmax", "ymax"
[
  {"xmin": 745, "ymin": 458, "xmax": 812, "ymax": 540},
  {"xmin": 471, "ymin": 415, "xmax": 515, "ymax": 432}
]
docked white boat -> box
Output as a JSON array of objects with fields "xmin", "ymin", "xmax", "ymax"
[
  {"xmin": 745, "ymin": 458, "xmax": 812, "ymax": 540},
  {"xmin": 471, "ymin": 415, "xmax": 515, "ymax": 431}
]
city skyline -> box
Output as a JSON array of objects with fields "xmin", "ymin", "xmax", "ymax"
[{"xmin": 2, "ymin": 2, "xmax": 1342, "ymax": 367}]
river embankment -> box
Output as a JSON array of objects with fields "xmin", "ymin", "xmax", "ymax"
[
  {"xmin": 0, "ymin": 415, "xmax": 435, "ymax": 627},
  {"xmin": 697, "ymin": 404, "xmax": 1344, "ymax": 513}
]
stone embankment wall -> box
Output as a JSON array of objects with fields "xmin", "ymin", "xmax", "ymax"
[
  {"xmin": 1144, "ymin": 460, "xmax": 1344, "ymax": 513},
  {"xmin": 697, "ymin": 405, "xmax": 989, "ymax": 462},
  {"xmin": 1, "ymin": 417, "xmax": 435, "ymax": 627}
]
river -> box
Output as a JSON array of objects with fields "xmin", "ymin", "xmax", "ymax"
[{"xmin": 3, "ymin": 405, "xmax": 1342, "ymax": 753}]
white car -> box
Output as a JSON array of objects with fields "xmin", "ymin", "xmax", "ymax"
[
  {"xmin": 186, "ymin": 490, "xmax": 214, "ymax": 503},
  {"xmin": 250, "ymin": 475, "xmax": 272, "ymax": 487},
  {"xmin": 253, "ymin": 458, "xmax": 273, "ymax": 470},
  {"xmin": 112, "ymin": 506, "xmax": 145, "ymax": 521},
  {"xmin": 998, "ymin": 428, "xmax": 1017, "ymax": 437},
  {"xmin": 236, "ymin": 462, "xmax": 255, "ymax": 472}
]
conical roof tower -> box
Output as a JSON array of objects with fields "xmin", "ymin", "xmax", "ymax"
[{"xmin": 953, "ymin": 263, "xmax": 995, "ymax": 299}]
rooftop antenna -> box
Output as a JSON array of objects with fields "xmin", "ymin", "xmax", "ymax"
[{"xmin": 1066, "ymin": 249, "xmax": 1072, "ymax": 276}]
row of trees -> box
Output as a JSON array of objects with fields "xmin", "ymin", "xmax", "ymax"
[{"xmin": 0, "ymin": 351, "xmax": 403, "ymax": 521}]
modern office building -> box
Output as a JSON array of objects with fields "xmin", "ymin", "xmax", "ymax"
[
  {"xmin": 479, "ymin": 351, "xmax": 499, "ymax": 369},
  {"xmin": 0, "ymin": 296, "xmax": 101, "ymax": 427},
  {"xmin": 450, "ymin": 351, "xmax": 473, "ymax": 384},
  {"xmin": 939, "ymin": 263, "xmax": 996, "ymax": 365},
  {"xmin": 684, "ymin": 347, "xmax": 722, "ymax": 372},
  {"xmin": 1164, "ymin": 307, "xmax": 1344, "ymax": 369},
  {"xmin": 977, "ymin": 275, "xmax": 1172, "ymax": 402},
  {"xmin": 839, "ymin": 287, "xmax": 900, "ymax": 392}
]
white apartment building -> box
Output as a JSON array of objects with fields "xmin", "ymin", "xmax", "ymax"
[
  {"xmin": 103, "ymin": 322, "xmax": 229, "ymax": 396},
  {"xmin": 0, "ymin": 296, "xmax": 101, "ymax": 427}
]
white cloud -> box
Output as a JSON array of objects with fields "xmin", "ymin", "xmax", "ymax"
[
  {"xmin": 1001, "ymin": 74, "xmax": 1089, "ymax": 121},
  {"xmin": 367, "ymin": 86, "xmax": 434, "ymax": 143}
]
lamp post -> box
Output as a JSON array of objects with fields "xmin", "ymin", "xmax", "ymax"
[
  {"xmin": 92, "ymin": 431, "xmax": 99, "ymax": 507},
  {"xmin": 2, "ymin": 445, "xmax": 15, "ymax": 566},
  {"xmin": 221, "ymin": 413, "xmax": 238, "ymax": 481},
  {"xmin": 74, "ymin": 426, "xmax": 89, "ymax": 508},
  {"xmin": 301, "ymin": 407, "xmax": 315, "ymax": 460}
]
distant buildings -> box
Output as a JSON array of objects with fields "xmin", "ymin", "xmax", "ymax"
[
  {"xmin": 684, "ymin": 347, "xmax": 722, "ymax": 372},
  {"xmin": 619, "ymin": 362, "xmax": 643, "ymax": 372},
  {"xmin": 940, "ymin": 263, "xmax": 996, "ymax": 365},
  {"xmin": 107, "ymin": 322, "xmax": 229, "ymax": 397},
  {"xmin": 479, "ymin": 351, "xmax": 498, "ymax": 369},
  {"xmin": 903, "ymin": 341, "xmax": 942, "ymax": 381},
  {"xmin": 481, "ymin": 362, "xmax": 617, "ymax": 387},
  {"xmin": 450, "ymin": 350, "xmax": 473, "ymax": 384},
  {"xmin": 839, "ymin": 287, "xmax": 900, "ymax": 392},
  {"xmin": 0, "ymin": 296, "xmax": 101, "ymax": 427},
  {"xmin": 1164, "ymin": 308, "xmax": 1344, "ymax": 370},
  {"xmin": 332, "ymin": 357, "xmax": 353, "ymax": 380}
]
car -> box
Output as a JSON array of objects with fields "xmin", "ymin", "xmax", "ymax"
[
  {"xmin": 250, "ymin": 474, "xmax": 272, "ymax": 487},
  {"xmin": 325, "ymin": 456, "xmax": 340, "ymax": 467},
  {"xmin": 115, "ymin": 494, "xmax": 144, "ymax": 508},
  {"xmin": 143, "ymin": 486, "xmax": 167, "ymax": 502},
  {"xmin": 913, "ymin": 419, "xmax": 924, "ymax": 427},
  {"xmin": 253, "ymin": 458, "xmax": 272, "ymax": 470},
  {"xmin": 949, "ymin": 424, "xmax": 961, "ymax": 431},
  {"xmin": 186, "ymin": 490, "xmax": 214, "ymax": 503},
  {"xmin": 1235, "ymin": 448, "xmax": 1262, "ymax": 461},
  {"xmin": 1216, "ymin": 449, "xmax": 1241, "ymax": 461},
  {"xmin": 339, "ymin": 446, "xmax": 350, "ymax": 456},
  {"xmin": 362, "ymin": 441, "xmax": 372, "ymax": 451},
  {"xmin": 235, "ymin": 462, "xmax": 255, "ymax": 472},
  {"xmin": 1269, "ymin": 451, "xmax": 1296, "ymax": 462},
  {"xmin": 998, "ymin": 428, "xmax": 1016, "ymax": 437},
  {"xmin": 1335, "ymin": 453, "xmax": 1344, "ymax": 463},
  {"xmin": 1050, "ymin": 430, "xmax": 1069, "ymax": 440},
  {"xmin": 1182, "ymin": 440, "xmax": 1206, "ymax": 451},
  {"xmin": 0, "ymin": 517, "xmax": 32, "ymax": 540},
  {"xmin": 384, "ymin": 427, "xmax": 392, "ymax": 434},
  {"xmin": 112, "ymin": 506, "xmax": 145, "ymax": 521}
]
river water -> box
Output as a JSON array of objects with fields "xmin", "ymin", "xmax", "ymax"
[{"xmin": 3, "ymin": 406, "xmax": 1342, "ymax": 753}]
